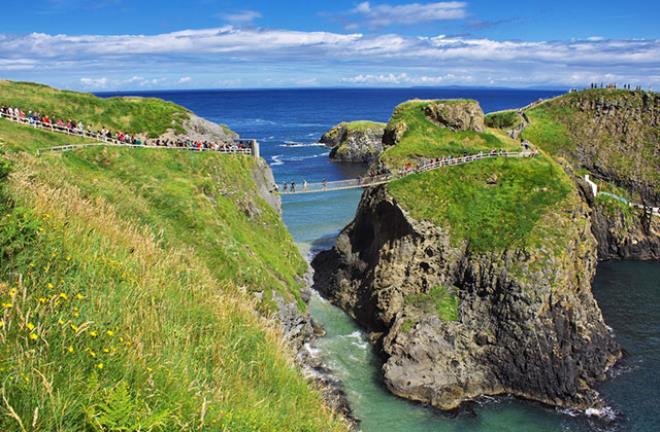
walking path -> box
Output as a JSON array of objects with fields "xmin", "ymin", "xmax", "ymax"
[
  {"xmin": 0, "ymin": 111, "xmax": 258, "ymax": 156},
  {"xmin": 280, "ymin": 150, "xmax": 538, "ymax": 194}
]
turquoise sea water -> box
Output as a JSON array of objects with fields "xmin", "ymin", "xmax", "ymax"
[{"xmin": 101, "ymin": 88, "xmax": 660, "ymax": 431}]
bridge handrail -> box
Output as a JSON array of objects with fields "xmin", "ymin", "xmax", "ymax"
[
  {"xmin": 0, "ymin": 111, "xmax": 255, "ymax": 155},
  {"xmin": 282, "ymin": 150, "xmax": 537, "ymax": 194}
]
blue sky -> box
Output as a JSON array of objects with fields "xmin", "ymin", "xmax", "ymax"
[{"xmin": 1, "ymin": 0, "xmax": 659, "ymax": 90}]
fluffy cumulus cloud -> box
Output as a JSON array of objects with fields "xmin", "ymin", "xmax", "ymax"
[
  {"xmin": 349, "ymin": 1, "xmax": 467, "ymax": 28},
  {"xmin": 1, "ymin": 27, "xmax": 659, "ymax": 89}
]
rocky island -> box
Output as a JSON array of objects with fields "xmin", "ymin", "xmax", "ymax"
[
  {"xmin": 313, "ymin": 91, "xmax": 659, "ymax": 413},
  {"xmin": 320, "ymin": 121, "xmax": 386, "ymax": 163}
]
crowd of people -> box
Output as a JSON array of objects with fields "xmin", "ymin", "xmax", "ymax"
[{"xmin": 0, "ymin": 105, "xmax": 251, "ymax": 153}]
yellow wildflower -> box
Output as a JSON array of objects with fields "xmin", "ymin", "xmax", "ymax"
[
  {"xmin": 70, "ymin": 324, "xmax": 79, "ymax": 332},
  {"xmin": 38, "ymin": 297, "xmax": 47, "ymax": 304},
  {"xmin": 147, "ymin": 367, "xmax": 153, "ymax": 373},
  {"xmin": 29, "ymin": 262, "xmax": 35, "ymax": 268},
  {"xmin": 29, "ymin": 333, "xmax": 38, "ymax": 341},
  {"xmin": 103, "ymin": 348, "xmax": 110, "ymax": 353},
  {"xmin": 47, "ymin": 283, "xmax": 54, "ymax": 289},
  {"xmin": 27, "ymin": 323, "xmax": 35, "ymax": 331},
  {"xmin": 119, "ymin": 336, "xmax": 124, "ymax": 343},
  {"xmin": 73, "ymin": 312, "xmax": 79, "ymax": 318},
  {"xmin": 9, "ymin": 288, "xmax": 17, "ymax": 297},
  {"xmin": 76, "ymin": 293, "xmax": 84, "ymax": 300},
  {"xmin": 90, "ymin": 331, "xmax": 98, "ymax": 337},
  {"xmin": 66, "ymin": 256, "xmax": 72, "ymax": 262},
  {"xmin": 106, "ymin": 330, "xmax": 114, "ymax": 337},
  {"xmin": 97, "ymin": 363, "xmax": 104, "ymax": 370},
  {"xmin": 67, "ymin": 345, "xmax": 74, "ymax": 353},
  {"xmin": 58, "ymin": 319, "xmax": 65, "ymax": 325},
  {"xmin": 0, "ymin": 321, "xmax": 4, "ymax": 328},
  {"xmin": 2, "ymin": 303, "xmax": 12, "ymax": 309},
  {"xmin": 58, "ymin": 292, "xmax": 68, "ymax": 300},
  {"xmin": 89, "ymin": 351, "xmax": 97, "ymax": 358}
]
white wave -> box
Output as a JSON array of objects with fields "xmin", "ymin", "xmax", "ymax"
[
  {"xmin": 584, "ymin": 406, "xmax": 617, "ymax": 421},
  {"xmin": 282, "ymin": 152, "xmax": 329, "ymax": 162},
  {"xmin": 345, "ymin": 330, "xmax": 369, "ymax": 350},
  {"xmin": 279, "ymin": 141, "xmax": 327, "ymax": 148},
  {"xmin": 303, "ymin": 342, "xmax": 322, "ymax": 357},
  {"xmin": 270, "ymin": 155, "xmax": 284, "ymax": 166}
]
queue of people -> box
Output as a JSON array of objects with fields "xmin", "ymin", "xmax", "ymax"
[{"xmin": 0, "ymin": 105, "xmax": 250, "ymax": 154}]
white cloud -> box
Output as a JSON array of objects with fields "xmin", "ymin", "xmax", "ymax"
[
  {"xmin": 342, "ymin": 72, "xmax": 473, "ymax": 85},
  {"xmin": 178, "ymin": 76, "xmax": 192, "ymax": 84},
  {"xmin": 79, "ymin": 77, "xmax": 108, "ymax": 88},
  {"xmin": 1, "ymin": 27, "xmax": 659, "ymax": 89},
  {"xmin": 220, "ymin": 10, "xmax": 261, "ymax": 24},
  {"xmin": 349, "ymin": 1, "xmax": 466, "ymax": 28}
]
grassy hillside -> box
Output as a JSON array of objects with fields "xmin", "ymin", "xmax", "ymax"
[
  {"xmin": 521, "ymin": 89, "xmax": 659, "ymax": 199},
  {"xmin": 0, "ymin": 115, "xmax": 346, "ymax": 429},
  {"xmin": 0, "ymin": 81, "xmax": 192, "ymax": 138},
  {"xmin": 383, "ymin": 99, "xmax": 577, "ymax": 253},
  {"xmin": 342, "ymin": 120, "xmax": 385, "ymax": 132},
  {"xmin": 380, "ymin": 100, "xmax": 520, "ymax": 168}
]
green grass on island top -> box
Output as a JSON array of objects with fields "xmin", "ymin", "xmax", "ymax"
[
  {"xmin": 341, "ymin": 120, "xmax": 386, "ymax": 131},
  {"xmin": 387, "ymin": 153, "xmax": 575, "ymax": 253},
  {"xmin": 0, "ymin": 80, "xmax": 193, "ymax": 138},
  {"xmin": 0, "ymin": 120, "xmax": 347, "ymax": 431},
  {"xmin": 485, "ymin": 110, "xmax": 522, "ymax": 129},
  {"xmin": 380, "ymin": 99, "xmax": 520, "ymax": 168}
]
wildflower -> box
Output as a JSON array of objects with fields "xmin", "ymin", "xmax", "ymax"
[
  {"xmin": 119, "ymin": 336, "xmax": 124, "ymax": 343},
  {"xmin": 106, "ymin": 330, "xmax": 114, "ymax": 337},
  {"xmin": 73, "ymin": 312, "xmax": 79, "ymax": 318},
  {"xmin": 89, "ymin": 351, "xmax": 97, "ymax": 358},
  {"xmin": 2, "ymin": 303, "xmax": 12, "ymax": 309},
  {"xmin": 29, "ymin": 262, "xmax": 35, "ymax": 268},
  {"xmin": 0, "ymin": 321, "xmax": 4, "ymax": 328},
  {"xmin": 39, "ymin": 297, "xmax": 47, "ymax": 304},
  {"xmin": 70, "ymin": 324, "xmax": 79, "ymax": 332},
  {"xmin": 67, "ymin": 345, "xmax": 74, "ymax": 353},
  {"xmin": 29, "ymin": 333, "xmax": 38, "ymax": 341},
  {"xmin": 26, "ymin": 323, "xmax": 35, "ymax": 331},
  {"xmin": 9, "ymin": 288, "xmax": 17, "ymax": 297},
  {"xmin": 103, "ymin": 348, "xmax": 110, "ymax": 353},
  {"xmin": 97, "ymin": 363, "xmax": 104, "ymax": 370},
  {"xmin": 58, "ymin": 292, "xmax": 68, "ymax": 300},
  {"xmin": 76, "ymin": 293, "xmax": 84, "ymax": 300},
  {"xmin": 58, "ymin": 319, "xmax": 65, "ymax": 325},
  {"xmin": 147, "ymin": 367, "xmax": 153, "ymax": 373},
  {"xmin": 66, "ymin": 256, "xmax": 72, "ymax": 262},
  {"xmin": 90, "ymin": 331, "xmax": 98, "ymax": 337},
  {"xmin": 47, "ymin": 283, "xmax": 54, "ymax": 289}
]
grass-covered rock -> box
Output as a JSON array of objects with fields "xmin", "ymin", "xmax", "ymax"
[
  {"xmin": 0, "ymin": 80, "xmax": 236, "ymax": 140},
  {"xmin": 320, "ymin": 121, "xmax": 385, "ymax": 163},
  {"xmin": 521, "ymin": 88, "xmax": 660, "ymax": 202},
  {"xmin": 0, "ymin": 96, "xmax": 347, "ymax": 430}
]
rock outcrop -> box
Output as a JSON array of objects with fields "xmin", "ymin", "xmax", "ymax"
[
  {"xmin": 320, "ymin": 121, "xmax": 385, "ymax": 163},
  {"xmin": 313, "ymin": 185, "xmax": 621, "ymax": 411},
  {"xmin": 157, "ymin": 112, "xmax": 238, "ymax": 145},
  {"xmin": 422, "ymin": 100, "xmax": 485, "ymax": 132}
]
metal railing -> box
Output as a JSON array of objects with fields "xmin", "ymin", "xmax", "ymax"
[
  {"xmin": 280, "ymin": 150, "xmax": 538, "ymax": 194},
  {"xmin": 0, "ymin": 111, "xmax": 254, "ymax": 155}
]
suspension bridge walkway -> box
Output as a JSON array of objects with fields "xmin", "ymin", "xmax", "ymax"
[{"xmin": 279, "ymin": 150, "xmax": 538, "ymax": 195}]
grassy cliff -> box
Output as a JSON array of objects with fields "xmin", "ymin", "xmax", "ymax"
[
  {"xmin": 0, "ymin": 91, "xmax": 347, "ymax": 431},
  {"xmin": 521, "ymin": 89, "xmax": 659, "ymax": 200},
  {"xmin": 380, "ymin": 99, "xmax": 519, "ymax": 168},
  {"xmin": 0, "ymin": 81, "xmax": 233, "ymax": 138},
  {"xmin": 383, "ymin": 99, "xmax": 577, "ymax": 254}
]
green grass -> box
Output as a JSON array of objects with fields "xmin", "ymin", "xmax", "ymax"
[
  {"xmin": 0, "ymin": 80, "xmax": 194, "ymax": 138},
  {"xmin": 404, "ymin": 286, "xmax": 459, "ymax": 321},
  {"xmin": 485, "ymin": 110, "xmax": 522, "ymax": 129},
  {"xmin": 387, "ymin": 155, "xmax": 574, "ymax": 252},
  {"xmin": 381, "ymin": 100, "xmax": 519, "ymax": 168},
  {"xmin": 342, "ymin": 120, "xmax": 385, "ymax": 132},
  {"xmin": 0, "ymin": 121, "xmax": 346, "ymax": 431},
  {"xmin": 520, "ymin": 104, "xmax": 576, "ymax": 155}
]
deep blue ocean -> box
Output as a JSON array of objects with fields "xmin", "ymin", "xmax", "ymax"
[{"xmin": 100, "ymin": 88, "xmax": 660, "ymax": 432}]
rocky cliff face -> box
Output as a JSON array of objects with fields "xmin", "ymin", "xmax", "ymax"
[
  {"xmin": 320, "ymin": 122, "xmax": 386, "ymax": 163},
  {"xmin": 313, "ymin": 185, "xmax": 621, "ymax": 411},
  {"xmin": 422, "ymin": 100, "xmax": 485, "ymax": 132}
]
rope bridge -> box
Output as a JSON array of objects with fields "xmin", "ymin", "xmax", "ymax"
[
  {"xmin": 280, "ymin": 150, "xmax": 538, "ymax": 195},
  {"xmin": 0, "ymin": 112, "xmax": 259, "ymax": 156}
]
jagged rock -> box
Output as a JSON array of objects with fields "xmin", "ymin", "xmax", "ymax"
[
  {"xmin": 320, "ymin": 121, "xmax": 385, "ymax": 163},
  {"xmin": 312, "ymin": 186, "xmax": 621, "ymax": 411},
  {"xmin": 422, "ymin": 100, "xmax": 485, "ymax": 132}
]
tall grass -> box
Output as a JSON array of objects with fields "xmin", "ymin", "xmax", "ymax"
[{"xmin": 0, "ymin": 122, "xmax": 347, "ymax": 430}]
